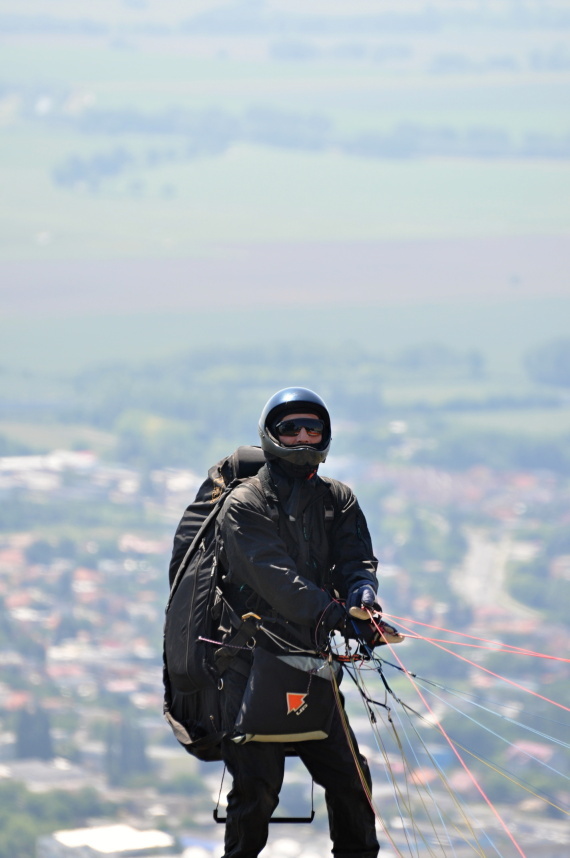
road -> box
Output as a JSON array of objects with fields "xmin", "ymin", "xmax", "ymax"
[{"xmin": 451, "ymin": 529, "xmax": 540, "ymax": 621}]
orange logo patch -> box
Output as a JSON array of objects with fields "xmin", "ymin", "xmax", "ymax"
[{"xmin": 286, "ymin": 692, "xmax": 307, "ymax": 715}]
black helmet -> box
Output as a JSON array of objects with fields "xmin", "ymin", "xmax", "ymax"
[{"xmin": 258, "ymin": 387, "xmax": 331, "ymax": 467}]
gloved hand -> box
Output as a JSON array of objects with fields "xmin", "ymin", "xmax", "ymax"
[
  {"xmin": 343, "ymin": 615, "xmax": 383, "ymax": 646},
  {"xmin": 346, "ymin": 582, "xmax": 382, "ymax": 620},
  {"xmin": 342, "ymin": 615, "xmax": 405, "ymax": 647}
]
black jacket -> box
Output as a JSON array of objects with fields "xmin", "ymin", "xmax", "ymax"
[{"xmin": 217, "ymin": 461, "xmax": 378, "ymax": 652}]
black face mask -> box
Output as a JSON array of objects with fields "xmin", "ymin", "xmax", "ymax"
[
  {"xmin": 267, "ymin": 456, "xmax": 317, "ymax": 481},
  {"xmin": 267, "ymin": 458, "xmax": 317, "ymax": 521}
]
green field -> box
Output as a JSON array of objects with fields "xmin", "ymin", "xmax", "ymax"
[
  {"xmin": 1, "ymin": 14, "xmax": 569, "ymax": 262},
  {"xmin": 382, "ymin": 377, "xmax": 550, "ymax": 407},
  {"xmin": 1, "ymin": 137, "xmax": 570, "ymax": 262},
  {"xmin": 1, "ymin": 11, "xmax": 568, "ymax": 383},
  {"xmin": 445, "ymin": 406, "xmax": 570, "ymax": 436},
  {"xmin": 0, "ymin": 295, "xmax": 569, "ymax": 376},
  {"xmin": 3, "ymin": 400, "xmax": 570, "ymax": 465},
  {"xmin": 0, "ymin": 421, "xmax": 116, "ymax": 454}
]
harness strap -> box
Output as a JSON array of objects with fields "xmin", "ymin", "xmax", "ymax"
[
  {"xmin": 256, "ymin": 466, "xmax": 280, "ymax": 524},
  {"xmin": 214, "ymin": 615, "xmax": 259, "ymax": 675}
]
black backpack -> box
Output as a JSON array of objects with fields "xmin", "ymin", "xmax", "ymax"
[
  {"xmin": 163, "ymin": 446, "xmax": 267, "ymax": 762},
  {"xmin": 163, "ymin": 445, "xmax": 339, "ymax": 762}
]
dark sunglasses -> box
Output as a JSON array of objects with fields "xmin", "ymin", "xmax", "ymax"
[{"xmin": 275, "ymin": 418, "xmax": 324, "ymax": 437}]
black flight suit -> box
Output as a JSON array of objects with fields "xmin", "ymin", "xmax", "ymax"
[{"xmin": 216, "ymin": 459, "xmax": 380, "ymax": 858}]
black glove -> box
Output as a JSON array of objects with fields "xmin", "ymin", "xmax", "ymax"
[
  {"xmin": 346, "ymin": 581, "xmax": 382, "ymax": 619},
  {"xmin": 342, "ymin": 615, "xmax": 382, "ymax": 646},
  {"xmin": 342, "ymin": 615, "xmax": 405, "ymax": 647}
]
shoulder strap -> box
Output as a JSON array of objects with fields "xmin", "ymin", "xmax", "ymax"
[
  {"xmin": 252, "ymin": 466, "xmax": 280, "ymax": 525},
  {"xmin": 169, "ymin": 448, "xmax": 266, "ymax": 599},
  {"xmin": 323, "ymin": 494, "xmax": 335, "ymax": 527},
  {"xmin": 167, "ymin": 479, "xmax": 240, "ymax": 606},
  {"xmin": 318, "ymin": 477, "xmax": 340, "ymax": 531}
]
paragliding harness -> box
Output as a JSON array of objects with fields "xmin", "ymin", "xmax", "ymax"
[
  {"xmin": 163, "ymin": 446, "xmax": 340, "ymax": 768},
  {"xmin": 163, "ymin": 446, "xmax": 266, "ymax": 761}
]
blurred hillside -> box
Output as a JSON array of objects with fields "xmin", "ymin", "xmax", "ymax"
[
  {"xmin": 1, "ymin": 0, "xmax": 569, "ymax": 378},
  {"xmin": 1, "ymin": 0, "xmax": 569, "ymax": 320}
]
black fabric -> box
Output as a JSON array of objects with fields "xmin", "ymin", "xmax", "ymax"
[
  {"xmin": 220, "ymin": 668, "xmax": 379, "ymax": 858},
  {"xmin": 272, "ymin": 460, "xmax": 314, "ymax": 517},
  {"xmin": 217, "ymin": 460, "xmax": 377, "ymax": 653},
  {"xmin": 226, "ymin": 446, "xmax": 268, "ymax": 480},
  {"xmin": 164, "ymin": 446, "xmax": 266, "ymax": 760},
  {"xmin": 234, "ymin": 647, "xmax": 341, "ymax": 742},
  {"xmin": 168, "ymin": 446, "xmax": 266, "ymax": 588},
  {"xmin": 163, "ymin": 672, "xmax": 224, "ymax": 762},
  {"xmin": 165, "ymin": 517, "xmax": 222, "ymax": 692},
  {"xmin": 213, "ymin": 616, "xmax": 259, "ymax": 675},
  {"xmin": 216, "ymin": 460, "xmax": 379, "ymax": 856},
  {"xmin": 166, "ymin": 441, "xmax": 380, "ymax": 851}
]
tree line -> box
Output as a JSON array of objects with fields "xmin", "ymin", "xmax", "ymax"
[
  {"xmin": 3, "ymin": 339, "xmax": 569, "ymax": 474},
  {"xmin": 0, "ymin": 782, "xmax": 114, "ymax": 858},
  {"xmin": 49, "ymin": 106, "xmax": 570, "ymax": 193}
]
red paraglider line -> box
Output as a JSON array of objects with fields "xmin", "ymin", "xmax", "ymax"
[
  {"xmin": 389, "ymin": 618, "xmax": 570, "ymax": 714},
  {"xmin": 401, "ymin": 635, "xmax": 561, "ymax": 656},
  {"xmin": 370, "ymin": 616, "xmax": 529, "ymax": 858},
  {"xmin": 383, "ymin": 613, "xmax": 570, "ymax": 663}
]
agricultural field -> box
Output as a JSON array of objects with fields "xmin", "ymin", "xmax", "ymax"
[
  {"xmin": 1, "ymin": 0, "xmax": 570, "ymax": 264},
  {"xmin": 2, "ymin": 139, "xmax": 570, "ymax": 263},
  {"xmin": 1, "ymin": 0, "xmax": 568, "ymax": 454}
]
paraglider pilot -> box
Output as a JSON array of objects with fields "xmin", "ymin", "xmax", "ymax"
[{"xmin": 216, "ymin": 387, "xmax": 384, "ymax": 858}]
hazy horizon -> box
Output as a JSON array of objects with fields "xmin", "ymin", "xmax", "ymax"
[{"xmin": 1, "ymin": 0, "xmax": 569, "ymax": 379}]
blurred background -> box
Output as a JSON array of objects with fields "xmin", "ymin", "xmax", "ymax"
[{"xmin": 1, "ymin": 2, "xmax": 569, "ymax": 856}]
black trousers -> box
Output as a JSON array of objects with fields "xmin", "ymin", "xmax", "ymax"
[{"xmin": 220, "ymin": 667, "xmax": 380, "ymax": 858}]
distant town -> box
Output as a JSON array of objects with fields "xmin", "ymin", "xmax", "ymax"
[{"xmin": 0, "ymin": 445, "xmax": 568, "ymax": 856}]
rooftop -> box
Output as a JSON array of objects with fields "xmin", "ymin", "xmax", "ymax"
[{"xmin": 47, "ymin": 823, "xmax": 174, "ymax": 856}]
